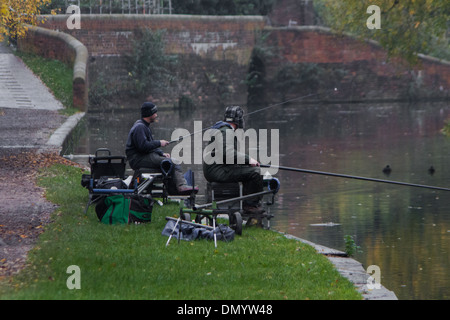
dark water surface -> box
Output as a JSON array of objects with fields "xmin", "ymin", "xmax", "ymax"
[{"xmin": 74, "ymin": 101, "xmax": 450, "ymax": 300}]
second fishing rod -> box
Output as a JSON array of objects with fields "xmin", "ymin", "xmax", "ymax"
[
  {"xmin": 167, "ymin": 92, "xmax": 321, "ymax": 145},
  {"xmin": 260, "ymin": 164, "xmax": 450, "ymax": 192}
]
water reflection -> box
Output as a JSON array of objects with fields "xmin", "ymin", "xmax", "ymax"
[{"xmin": 74, "ymin": 101, "xmax": 450, "ymax": 300}]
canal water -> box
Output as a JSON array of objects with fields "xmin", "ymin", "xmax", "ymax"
[{"xmin": 73, "ymin": 101, "xmax": 450, "ymax": 300}]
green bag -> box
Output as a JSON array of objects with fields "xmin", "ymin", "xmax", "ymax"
[{"xmin": 95, "ymin": 195, "xmax": 153, "ymax": 225}]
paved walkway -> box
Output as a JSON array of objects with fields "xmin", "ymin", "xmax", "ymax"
[
  {"xmin": 0, "ymin": 44, "xmax": 63, "ymax": 111},
  {"xmin": 0, "ymin": 41, "xmax": 67, "ymax": 150},
  {"xmin": 0, "ymin": 41, "xmax": 80, "ymax": 277}
]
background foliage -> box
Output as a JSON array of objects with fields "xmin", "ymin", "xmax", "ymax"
[
  {"xmin": 314, "ymin": 0, "xmax": 450, "ymax": 64},
  {"xmin": 171, "ymin": 0, "xmax": 275, "ymax": 15},
  {"xmin": 126, "ymin": 29, "xmax": 178, "ymax": 97},
  {"xmin": 0, "ymin": 0, "xmax": 56, "ymax": 42}
]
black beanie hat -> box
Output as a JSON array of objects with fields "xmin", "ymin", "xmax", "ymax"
[{"xmin": 141, "ymin": 102, "xmax": 158, "ymax": 118}]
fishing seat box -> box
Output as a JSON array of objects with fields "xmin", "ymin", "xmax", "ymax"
[
  {"xmin": 83, "ymin": 148, "xmax": 134, "ymax": 213},
  {"xmin": 207, "ymin": 182, "xmax": 243, "ymax": 209},
  {"xmin": 131, "ymin": 167, "xmax": 169, "ymax": 201},
  {"xmin": 89, "ymin": 149, "xmax": 126, "ymax": 180}
]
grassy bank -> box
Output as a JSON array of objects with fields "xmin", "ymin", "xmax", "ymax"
[{"xmin": 1, "ymin": 164, "xmax": 362, "ymax": 300}]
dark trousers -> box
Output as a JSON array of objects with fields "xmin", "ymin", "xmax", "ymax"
[
  {"xmin": 129, "ymin": 152, "xmax": 187, "ymax": 191},
  {"xmin": 203, "ymin": 164, "xmax": 263, "ymax": 207}
]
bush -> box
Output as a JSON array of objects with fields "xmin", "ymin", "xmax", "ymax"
[
  {"xmin": 126, "ymin": 29, "xmax": 178, "ymax": 97},
  {"xmin": 171, "ymin": 0, "xmax": 275, "ymax": 15}
]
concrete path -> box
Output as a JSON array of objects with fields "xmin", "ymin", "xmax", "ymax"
[
  {"xmin": 0, "ymin": 42, "xmax": 84, "ymax": 151},
  {"xmin": 0, "ymin": 41, "xmax": 67, "ymax": 150},
  {"xmin": 0, "ymin": 41, "xmax": 83, "ymax": 277},
  {"xmin": 0, "ymin": 45, "xmax": 64, "ymax": 111}
]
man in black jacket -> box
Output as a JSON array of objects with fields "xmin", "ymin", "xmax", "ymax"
[{"xmin": 126, "ymin": 102, "xmax": 196, "ymax": 195}]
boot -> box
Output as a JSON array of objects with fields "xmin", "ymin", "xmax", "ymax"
[
  {"xmin": 243, "ymin": 204, "xmax": 265, "ymax": 215},
  {"xmin": 176, "ymin": 185, "xmax": 199, "ymax": 195}
]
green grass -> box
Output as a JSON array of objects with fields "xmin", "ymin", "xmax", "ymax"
[
  {"xmin": 15, "ymin": 51, "xmax": 77, "ymax": 115},
  {"xmin": 443, "ymin": 120, "xmax": 450, "ymax": 137},
  {"xmin": 0, "ymin": 164, "xmax": 362, "ymax": 300}
]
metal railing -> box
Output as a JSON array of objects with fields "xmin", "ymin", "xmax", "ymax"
[{"xmin": 62, "ymin": 0, "xmax": 172, "ymax": 15}]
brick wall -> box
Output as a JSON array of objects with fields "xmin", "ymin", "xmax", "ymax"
[
  {"xmin": 20, "ymin": 14, "xmax": 449, "ymax": 109},
  {"xmin": 39, "ymin": 15, "xmax": 265, "ymax": 65},
  {"xmin": 36, "ymin": 14, "xmax": 266, "ymax": 108},
  {"xmin": 262, "ymin": 26, "xmax": 450, "ymax": 102},
  {"xmin": 269, "ymin": 0, "xmax": 315, "ymax": 26}
]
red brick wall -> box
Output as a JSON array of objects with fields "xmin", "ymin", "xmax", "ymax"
[
  {"xmin": 269, "ymin": 0, "xmax": 315, "ymax": 26},
  {"xmin": 33, "ymin": 15, "xmax": 267, "ymax": 107},
  {"xmin": 22, "ymin": 14, "xmax": 449, "ymax": 106},
  {"xmin": 264, "ymin": 27, "xmax": 450, "ymax": 101},
  {"xmin": 19, "ymin": 26, "xmax": 75, "ymax": 64},
  {"xmin": 39, "ymin": 15, "xmax": 265, "ymax": 65}
]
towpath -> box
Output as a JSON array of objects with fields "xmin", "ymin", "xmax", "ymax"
[{"xmin": 0, "ymin": 40, "xmax": 81, "ymax": 277}]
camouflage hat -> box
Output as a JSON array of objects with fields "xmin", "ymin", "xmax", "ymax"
[{"xmin": 224, "ymin": 105, "xmax": 245, "ymax": 129}]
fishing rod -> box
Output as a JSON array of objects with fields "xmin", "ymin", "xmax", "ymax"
[
  {"xmin": 260, "ymin": 164, "xmax": 450, "ymax": 192},
  {"xmin": 167, "ymin": 92, "xmax": 321, "ymax": 145},
  {"xmin": 245, "ymin": 93, "xmax": 319, "ymax": 117}
]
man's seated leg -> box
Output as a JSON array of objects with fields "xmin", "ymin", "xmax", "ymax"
[
  {"xmin": 170, "ymin": 163, "xmax": 199, "ymax": 195},
  {"xmin": 221, "ymin": 166, "xmax": 264, "ymax": 214},
  {"xmin": 130, "ymin": 152, "xmax": 197, "ymax": 195}
]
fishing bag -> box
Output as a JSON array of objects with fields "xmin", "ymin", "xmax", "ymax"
[
  {"xmin": 95, "ymin": 177, "xmax": 128, "ymax": 190},
  {"xmin": 95, "ymin": 194, "xmax": 153, "ymax": 225},
  {"xmin": 161, "ymin": 219, "xmax": 235, "ymax": 242}
]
